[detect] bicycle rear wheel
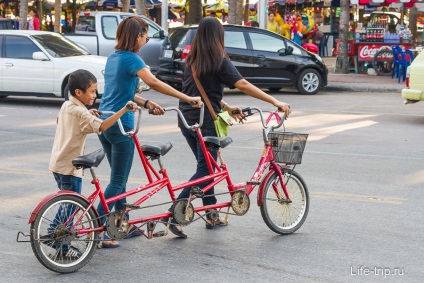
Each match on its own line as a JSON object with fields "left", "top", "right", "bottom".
{"left": 30, "top": 195, "right": 99, "bottom": 273}
{"left": 373, "top": 49, "right": 394, "bottom": 76}
{"left": 260, "top": 169, "right": 309, "bottom": 235}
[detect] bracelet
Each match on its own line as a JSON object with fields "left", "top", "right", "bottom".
{"left": 143, "top": 100, "right": 150, "bottom": 109}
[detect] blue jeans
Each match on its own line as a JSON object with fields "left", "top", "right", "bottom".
{"left": 176, "top": 126, "right": 218, "bottom": 207}
{"left": 51, "top": 173, "right": 82, "bottom": 234}
{"left": 97, "top": 124, "right": 134, "bottom": 224}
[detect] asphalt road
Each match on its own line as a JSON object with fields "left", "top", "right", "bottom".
{"left": 0, "top": 90, "right": 423, "bottom": 283}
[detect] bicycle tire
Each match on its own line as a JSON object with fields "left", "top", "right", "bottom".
{"left": 30, "top": 195, "right": 99, "bottom": 273}
{"left": 259, "top": 168, "right": 309, "bottom": 235}
{"left": 373, "top": 49, "right": 394, "bottom": 76}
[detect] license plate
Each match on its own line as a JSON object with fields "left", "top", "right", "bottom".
{"left": 164, "top": 50, "right": 173, "bottom": 58}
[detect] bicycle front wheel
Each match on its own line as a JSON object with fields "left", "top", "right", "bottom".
{"left": 373, "top": 49, "right": 394, "bottom": 76}
{"left": 260, "top": 169, "right": 309, "bottom": 235}
{"left": 30, "top": 195, "right": 99, "bottom": 273}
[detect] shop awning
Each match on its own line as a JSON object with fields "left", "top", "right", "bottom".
{"left": 350, "top": 0, "right": 424, "bottom": 7}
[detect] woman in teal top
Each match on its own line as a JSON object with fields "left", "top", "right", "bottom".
{"left": 97, "top": 16, "right": 201, "bottom": 248}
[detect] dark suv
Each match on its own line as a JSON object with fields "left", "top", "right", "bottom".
{"left": 157, "top": 25, "right": 328, "bottom": 95}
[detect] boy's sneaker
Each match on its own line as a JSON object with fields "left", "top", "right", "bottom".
{"left": 64, "top": 246, "right": 82, "bottom": 258}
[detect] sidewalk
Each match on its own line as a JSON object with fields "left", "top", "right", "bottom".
{"left": 323, "top": 57, "right": 405, "bottom": 93}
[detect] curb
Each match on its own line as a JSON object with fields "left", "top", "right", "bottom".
{"left": 324, "top": 83, "right": 403, "bottom": 93}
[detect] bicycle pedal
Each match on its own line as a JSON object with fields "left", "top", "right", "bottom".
{"left": 153, "top": 231, "right": 166, "bottom": 237}
{"left": 190, "top": 186, "right": 204, "bottom": 198}
{"left": 247, "top": 181, "right": 261, "bottom": 185}
{"left": 124, "top": 204, "right": 140, "bottom": 209}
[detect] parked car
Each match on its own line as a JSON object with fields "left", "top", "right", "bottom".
{"left": 402, "top": 50, "right": 424, "bottom": 104}
{"left": 0, "top": 30, "right": 106, "bottom": 100}
{"left": 157, "top": 25, "right": 328, "bottom": 95}
{"left": 64, "top": 11, "right": 166, "bottom": 74}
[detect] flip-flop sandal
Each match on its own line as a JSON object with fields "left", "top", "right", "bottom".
{"left": 98, "top": 233, "right": 120, "bottom": 249}
{"left": 123, "top": 225, "right": 144, "bottom": 239}
{"left": 205, "top": 218, "right": 228, "bottom": 229}
{"left": 162, "top": 217, "right": 188, "bottom": 238}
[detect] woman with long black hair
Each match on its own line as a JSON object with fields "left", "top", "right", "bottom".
{"left": 168, "top": 17, "right": 291, "bottom": 238}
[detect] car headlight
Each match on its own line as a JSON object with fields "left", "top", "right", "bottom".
{"left": 313, "top": 53, "right": 323, "bottom": 62}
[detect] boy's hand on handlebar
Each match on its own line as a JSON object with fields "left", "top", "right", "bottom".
{"left": 227, "top": 106, "right": 247, "bottom": 124}
{"left": 147, "top": 101, "right": 165, "bottom": 115}
{"left": 188, "top": 97, "right": 202, "bottom": 108}
{"left": 274, "top": 101, "right": 291, "bottom": 118}
{"left": 89, "top": 109, "right": 101, "bottom": 117}
{"left": 125, "top": 101, "right": 138, "bottom": 112}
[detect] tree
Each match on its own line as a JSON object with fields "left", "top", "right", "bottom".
{"left": 54, "top": 0, "right": 62, "bottom": 33}
{"left": 336, "top": 0, "right": 349, "bottom": 74}
{"left": 134, "top": 0, "right": 146, "bottom": 15}
{"left": 19, "top": 0, "right": 28, "bottom": 30}
{"left": 122, "top": 0, "right": 130, "bottom": 13}
{"left": 186, "top": 0, "right": 202, "bottom": 24}
{"left": 228, "top": 0, "right": 243, "bottom": 24}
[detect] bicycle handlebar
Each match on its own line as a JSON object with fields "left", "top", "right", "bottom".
{"left": 100, "top": 106, "right": 142, "bottom": 136}
{"left": 149, "top": 104, "right": 205, "bottom": 130}
{"left": 234, "top": 107, "right": 286, "bottom": 131}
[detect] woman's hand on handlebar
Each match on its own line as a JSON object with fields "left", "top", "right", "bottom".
{"left": 125, "top": 101, "right": 138, "bottom": 112}
{"left": 274, "top": 101, "right": 291, "bottom": 118}
{"left": 146, "top": 101, "right": 165, "bottom": 115}
{"left": 227, "top": 105, "right": 247, "bottom": 124}
{"left": 187, "top": 97, "right": 203, "bottom": 108}
{"left": 89, "top": 108, "right": 101, "bottom": 117}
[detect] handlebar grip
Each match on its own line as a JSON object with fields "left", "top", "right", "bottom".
{"left": 148, "top": 109, "right": 154, "bottom": 115}
{"left": 126, "top": 103, "right": 134, "bottom": 110}
{"left": 189, "top": 100, "right": 198, "bottom": 105}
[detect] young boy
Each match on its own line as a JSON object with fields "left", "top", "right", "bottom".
{"left": 49, "top": 69, "right": 137, "bottom": 193}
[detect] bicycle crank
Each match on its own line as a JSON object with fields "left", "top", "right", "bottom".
{"left": 172, "top": 200, "right": 194, "bottom": 226}
{"left": 231, "top": 191, "right": 250, "bottom": 216}
{"left": 106, "top": 212, "right": 130, "bottom": 240}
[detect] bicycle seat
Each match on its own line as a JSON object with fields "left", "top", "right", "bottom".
{"left": 203, "top": 136, "right": 233, "bottom": 149}
{"left": 72, "top": 148, "right": 105, "bottom": 169}
{"left": 141, "top": 142, "right": 173, "bottom": 159}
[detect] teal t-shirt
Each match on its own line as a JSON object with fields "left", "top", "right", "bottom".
{"left": 99, "top": 50, "right": 146, "bottom": 129}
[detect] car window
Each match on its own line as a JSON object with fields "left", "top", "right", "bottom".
{"left": 76, "top": 16, "right": 95, "bottom": 32}
{"left": 285, "top": 40, "right": 303, "bottom": 55}
{"left": 225, "top": 31, "right": 247, "bottom": 49}
{"left": 32, "top": 33, "right": 90, "bottom": 57}
{"left": 102, "top": 16, "right": 119, "bottom": 39}
{"left": 5, "top": 36, "right": 41, "bottom": 59}
{"left": 249, "top": 32, "right": 286, "bottom": 53}
{"left": 169, "top": 28, "right": 192, "bottom": 48}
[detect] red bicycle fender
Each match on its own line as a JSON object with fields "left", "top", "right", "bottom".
{"left": 257, "top": 169, "right": 275, "bottom": 207}
{"left": 28, "top": 190, "right": 97, "bottom": 224}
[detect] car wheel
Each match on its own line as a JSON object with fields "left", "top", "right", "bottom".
{"left": 63, "top": 82, "right": 70, "bottom": 101}
{"left": 297, "top": 69, "right": 321, "bottom": 95}
{"left": 268, "top": 88, "right": 282, "bottom": 92}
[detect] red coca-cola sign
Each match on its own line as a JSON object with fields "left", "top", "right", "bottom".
{"left": 358, "top": 44, "right": 410, "bottom": 61}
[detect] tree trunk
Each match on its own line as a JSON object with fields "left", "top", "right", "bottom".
{"left": 336, "top": 0, "right": 349, "bottom": 74}
{"left": 134, "top": 0, "right": 146, "bottom": 15}
{"left": 186, "top": 0, "right": 202, "bottom": 25}
{"left": 54, "top": 0, "right": 61, "bottom": 33}
{"left": 243, "top": 0, "right": 250, "bottom": 24}
{"left": 235, "top": 0, "right": 243, "bottom": 24}
{"left": 19, "top": 0, "right": 28, "bottom": 30}
{"left": 122, "top": 0, "right": 130, "bottom": 13}
{"left": 228, "top": 0, "right": 236, "bottom": 24}
{"left": 409, "top": 7, "right": 418, "bottom": 45}
{"left": 72, "top": 0, "right": 77, "bottom": 32}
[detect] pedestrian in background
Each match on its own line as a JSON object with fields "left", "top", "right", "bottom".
{"left": 28, "top": 9, "right": 40, "bottom": 30}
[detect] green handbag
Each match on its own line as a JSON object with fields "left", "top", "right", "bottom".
{"left": 192, "top": 66, "right": 233, "bottom": 137}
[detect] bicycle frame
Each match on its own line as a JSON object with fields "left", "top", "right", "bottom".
{"left": 46, "top": 106, "right": 292, "bottom": 235}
